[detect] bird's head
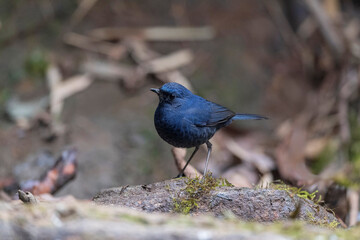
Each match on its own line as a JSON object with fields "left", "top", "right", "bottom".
{"left": 151, "top": 82, "right": 192, "bottom": 104}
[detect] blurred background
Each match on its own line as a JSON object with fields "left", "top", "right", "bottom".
{"left": 0, "top": 0, "right": 360, "bottom": 226}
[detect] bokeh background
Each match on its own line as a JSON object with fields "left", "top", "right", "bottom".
{"left": 1, "top": 0, "right": 360, "bottom": 226}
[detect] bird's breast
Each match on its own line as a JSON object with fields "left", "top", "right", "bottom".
{"left": 154, "top": 105, "right": 216, "bottom": 148}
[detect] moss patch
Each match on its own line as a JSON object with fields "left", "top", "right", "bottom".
{"left": 310, "top": 141, "right": 337, "bottom": 174}
{"left": 306, "top": 210, "right": 339, "bottom": 229}
{"left": 269, "top": 181, "right": 322, "bottom": 204}
{"left": 268, "top": 181, "right": 340, "bottom": 228}
{"left": 24, "top": 49, "right": 49, "bottom": 79}
{"left": 173, "top": 173, "right": 232, "bottom": 214}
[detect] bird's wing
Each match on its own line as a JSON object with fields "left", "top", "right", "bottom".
{"left": 194, "top": 102, "right": 235, "bottom": 127}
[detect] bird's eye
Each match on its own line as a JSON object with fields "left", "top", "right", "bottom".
{"left": 169, "top": 94, "right": 175, "bottom": 100}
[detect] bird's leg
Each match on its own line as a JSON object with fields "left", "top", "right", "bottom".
{"left": 203, "top": 141, "right": 212, "bottom": 176}
{"left": 176, "top": 146, "right": 200, "bottom": 178}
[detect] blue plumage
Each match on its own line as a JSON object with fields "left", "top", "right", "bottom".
{"left": 151, "top": 82, "right": 267, "bottom": 177}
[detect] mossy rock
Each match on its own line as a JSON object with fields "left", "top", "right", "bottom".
{"left": 93, "top": 176, "right": 340, "bottom": 228}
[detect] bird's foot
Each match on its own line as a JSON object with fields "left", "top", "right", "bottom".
{"left": 174, "top": 173, "right": 185, "bottom": 179}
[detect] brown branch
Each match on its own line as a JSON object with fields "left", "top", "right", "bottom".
{"left": 125, "top": 38, "right": 193, "bottom": 90}
{"left": 172, "top": 148, "right": 202, "bottom": 178}
{"left": 304, "top": 0, "right": 345, "bottom": 58}
{"left": 347, "top": 189, "right": 359, "bottom": 226}
{"left": 63, "top": 32, "right": 127, "bottom": 60}
{"left": 141, "top": 49, "right": 194, "bottom": 74}
{"left": 89, "top": 26, "right": 215, "bottom": 42}
{"left": 20, "top": 148, "right": 78, "bottom": 195}
{"left": 70, "top": 0, "right": 99, "bottom": 27}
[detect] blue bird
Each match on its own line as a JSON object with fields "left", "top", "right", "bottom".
{"left": 151, "top": 82, "right": 267, "bottom": 178}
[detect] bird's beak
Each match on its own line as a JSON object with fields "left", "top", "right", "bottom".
{"left": 150, "top": 88, "right": 160, "bottom": 95}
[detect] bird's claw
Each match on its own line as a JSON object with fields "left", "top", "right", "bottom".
{"left": 174, "top": 173, "right": 185, "bottom": 179}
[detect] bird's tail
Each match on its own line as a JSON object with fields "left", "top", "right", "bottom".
{"left": 233, "top": 114, "right": 268, "bottom": 120}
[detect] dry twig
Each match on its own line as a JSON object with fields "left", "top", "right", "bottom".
{"left": 141, "top": 49, "right": 194, "bottom": 74}
{"left": 347, "top": 189, "right": 359, "bottom": 226}
{"left": 304, "top": 0, "right": 344, "bottom": 57}
{"left": 63, "top": 32, "right": 126, "bottom": 60}
{"left": 125, "top": 38, "right": 193, "bottom": 90}
{"left": 70, "top": 0, "right": 99, "bottom": 27}
{"left": 171, "top": 148, "right": 202, "bottom": 178}
{"left": 90, "top": 26, "right": 215, "bottom": 42}
{"left": 20, "top": 148, "right": 78, "bottom": 195}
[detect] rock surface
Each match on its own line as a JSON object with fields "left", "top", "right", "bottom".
{"left": 93, "top": 177, "right": 339, "bottom": 225}
{"left": 0, "top": 177, "right": 356, "bottom": 240}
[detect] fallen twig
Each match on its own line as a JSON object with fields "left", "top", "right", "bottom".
{"left": 347, "top": 189, "right": 359, "bottom": 226}
{"left": 224, "top": 138, "right": 275, "bottom": 174}
{"left": 48, "top": 69, "right": 93, "bottom": 118}
{"left": 172, "top": 148, "right": 202, "bottom": 178}
{"left": 81, "top": 59, "right": 141, "bottom": 83}
{"left": 141, "top": 49, "right": 194, "bottom": 74}
{"left": 20, "top": 148, "right": 78, "bottom": 195}
{"left": 63, "top": 32, "right": 126, "bottom": 60}
{"left": 90, "top": 26, "right": 215, "bottom": 42}
{"left": 304, "top": 0, "right": 345, "bottom": 57}
{"left": 125, "top": 38, "right": 193, "bottom": 90}
{"left": 338, "top": 67, "right": 359, "bottom": 144}
{"left": 70, "top": 0, "right": 99, "bottom": 27}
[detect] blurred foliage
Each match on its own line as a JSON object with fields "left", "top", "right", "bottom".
{"left": 335, "top": 110, "right": 360, "bottom": 188}
{"left": 270, "top": 181, "right": 322, "bottom": 204}
{"left": 349, "top": 110, "right": 360, "bottom": 166}
{"left": 24, "top": 49, "right": 49, "bottom": 79}
{"left": 173, "top": 173, "right": 232, "bottom": 214}
{"left": 0, "top": 88, "right": 10, "bottom": 112}
{"left": 310, "top": 141, "right": 337, "bottom": 175}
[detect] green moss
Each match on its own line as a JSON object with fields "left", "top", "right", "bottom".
{"left": 306, "top": 211, "right": 316, "bottom": 223}
{"left": 217, "top": 177, "right": 234, "bottom": 187}
{"left": 24, "top": 49, "right": 49, "bottom": 79}
{"left": 117, "top": 213, "right": 149, "bottom": 225}
{"left": 173, "top": 173, "right": 232, "bottom": 214}
{"left": 310, "top": 142, "right": 337, "bottom": 174}
{"left": 0, "top": 88, "right": 10, "bottom": 110}
{"left": 334, "top": 110, "right": 360, "bottom": 188}
{"left": 270, "top": 182, "right": 339, "bottom": 229}
{"left": 329, "top": 220, "right": 340, "bottom": 229}
{"left": 270, "top": 181, "right": 321, "bottom": 204}
{"left": 164, "top": 184, "right": 171, "bottom": 192}
{"left": 306, "top": 211, "right": 339, "bottom": 229}
{"left": 268, "top": 182, "right": 340, "bottom": 228}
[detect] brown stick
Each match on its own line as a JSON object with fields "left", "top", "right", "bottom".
{"left": 20, "top": 148, "right": 78, "bottom": 195}
{"left": 172, "top": 148, "right": 202, "bottom": 178}
{"left": 90, "top": 26, "right": 215, "bottom": 42}
{"left": 125, "top": 38, "right": 193, "bottom": 90}
{"left": 70, "top": 0, "right": 99, "bottom": 27}
{"left": 63, "top": 32, "right": 126, "bottom": 59}
{"left": 347, "top": 189, "right": 359, "bottom": 226}
{"left": 304, "top": 0, "right": 344, "bottom": 57}
{"left": 141, "top": 49, "right": 194, "bottom": 74}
